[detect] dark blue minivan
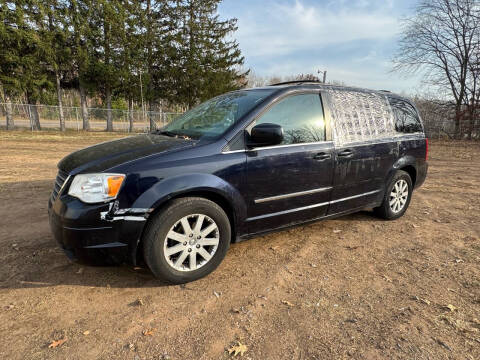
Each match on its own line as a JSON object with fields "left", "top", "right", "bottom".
{"left": 48, "top": 82, "right": 428, "bottom": 283}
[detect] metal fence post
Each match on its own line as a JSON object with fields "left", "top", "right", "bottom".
{"left": 27, "top": 104, "right": 33, "bottom": 132}
{"left": 75, "top": 107, "right": 79, "bottom": 131}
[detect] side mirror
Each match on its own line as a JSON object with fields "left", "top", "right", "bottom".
{"left": 248, "top": 123, "right": 284, "bottom": 147}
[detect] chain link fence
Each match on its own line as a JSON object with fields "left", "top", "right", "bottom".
{"left": 5, "top": 101, "right": 477, "bottom": 139}
{"left": 0, "top": 103, "right": 182, "bottom": 132}
{"left": 416, "top": 100, "right": 480, "bottom": 139}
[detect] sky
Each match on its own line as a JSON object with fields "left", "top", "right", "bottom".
{"left": 218, "top": 0, "right": 423, "bottom": 94}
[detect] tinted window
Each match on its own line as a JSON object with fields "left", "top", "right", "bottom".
{"left": 255, "top": 94, "right": 325, "bottom": 145}
{"left": 162, "top": 89, "right": 274, "bottom": 140}
{"left": 388, "top": 97, "right": 422, "bottom": 133}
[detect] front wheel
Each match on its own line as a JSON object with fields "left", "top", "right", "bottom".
{"left": 374, "top": 170, "right": 413, "bottom": 220}
{"left": 143, "top": 197, "right": 231, "bottom": 284}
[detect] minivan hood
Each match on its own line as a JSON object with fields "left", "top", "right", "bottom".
{"left": 58, "top": 134, "right": 196, "bottom": 173}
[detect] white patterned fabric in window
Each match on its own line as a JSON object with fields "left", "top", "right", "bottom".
{"left": 326, "top": 90, "right": 397, "bottom": 145}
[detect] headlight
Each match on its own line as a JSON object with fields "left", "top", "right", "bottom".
{"left": 68, "top": 173, "right": 125, "bottom": 204}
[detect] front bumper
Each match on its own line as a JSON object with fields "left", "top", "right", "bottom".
{"left": 48, "top": 194, "right": 147, "bottom": 265}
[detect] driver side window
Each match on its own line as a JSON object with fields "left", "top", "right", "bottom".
{"left": 256, "top": 93, "right": 326, "bottom": 145}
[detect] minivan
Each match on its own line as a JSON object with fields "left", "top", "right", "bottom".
{"left": 48, "top": 81, "right": 428, "bottom": 284}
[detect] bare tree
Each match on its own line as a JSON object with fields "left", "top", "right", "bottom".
{"left": 393, "top": 0, "right": 480, "bottom": 138}
{"left": 465, "top": 10, "right": 480, "bottom": 139}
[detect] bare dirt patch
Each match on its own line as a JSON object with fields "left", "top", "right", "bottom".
{"left": 0, "top": 131, "right": 479, "bottom": 360}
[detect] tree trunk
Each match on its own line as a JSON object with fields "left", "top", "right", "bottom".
{"left": 4, "top": 91, "right": 14, "bottom": 130}
{"left": 148, "top": 101, "right": 155, "bottom": 131}
{"left": 454, "top": 103, "right": 462, "bottom": 139}
{"left": 468, "top": 111, "right": 474, "bottom": 140}
{"left": 55, "top": 71, "right": 65, "bottom": 131}
{"left": 26, "top": 92, "right": 41, "bottom": 130}
{"left": 128, "top": 97, "right": 134, "bottom": 133}
{"left": 79, "top": 85, "right": 90, "bottom": 130}
{"left": 469, "top": 99, "right": 478, "bottom": 140}
{"left": 146, "top": 0, "right": 155, "bottom": 132}
{"left": 106, "top": 85, "right": 113, "bottom": 131}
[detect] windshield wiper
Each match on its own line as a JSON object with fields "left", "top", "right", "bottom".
{"left": 154, "top": 130, "right": 194, "bottom": 140}
{"left": 154, "top": 130, "right": 177, "bottom": 137}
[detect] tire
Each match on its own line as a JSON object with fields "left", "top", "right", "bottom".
{"left": 374, "top": 170, "right": 413, "bottom": 220}
{"left": 143, "top": 197, "right": 231, "bottom": 284}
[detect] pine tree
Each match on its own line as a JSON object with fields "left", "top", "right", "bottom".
{"left": 117, "top": 0, "right": 144, "bottom": 132}
{"left": 83, "top": 0, "right": 126, "bottom": 131}
{"left": 37, "top": 0, "right": 72, "bottom": 131}
{"left": 1, "top": 0, "right": 248, "bottom": 131}
{"left": 67, "top": 0, "right": 95, "bottom": 130}
{"left": 0, "top": 2, "right": 23, "bottom": 129}
{"left": 175, "top": 0, "right": 247, "bottom": 109}
{"left": 140, "top": 0, "right": 178, "bottom": 129}
{"left": 1, "top": 1, "right": 53, "bottom": 130}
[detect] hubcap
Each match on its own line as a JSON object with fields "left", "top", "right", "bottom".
{"left": 389, "top": 179, "right": 409, "bottom": 213}
{"left": 163, "top": 214, "right": 219, "bottom": 272}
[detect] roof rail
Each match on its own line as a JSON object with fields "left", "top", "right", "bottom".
{"left": 378, "top": 89, "right": 391, "bottom": 93}
{"left": 269, "top": 80, "right": 324, "bottom": 86}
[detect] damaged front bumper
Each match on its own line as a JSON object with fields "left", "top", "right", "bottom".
{"left": 48, "top": 195, "right": 148, "bottom": 265}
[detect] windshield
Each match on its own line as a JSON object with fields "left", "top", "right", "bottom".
{"left": 159, "top": 89, "right": 274, "bottom": 140}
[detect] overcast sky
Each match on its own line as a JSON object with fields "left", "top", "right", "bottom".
{"left": 218, "top": 0, "right": 423, "bottom": 94}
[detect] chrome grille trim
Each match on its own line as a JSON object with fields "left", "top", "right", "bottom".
{"left": 51, "top": 170, "right": 70, "bottom": 202}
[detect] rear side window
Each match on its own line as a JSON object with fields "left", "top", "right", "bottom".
{"left": 255, "top": 93, "right": 325, "bottom": 145}
{"left": 326, "top": 90, "right": 396, "bottom": 145}
{"left": 388, "top": 97, "right": 423, "bottom": 133}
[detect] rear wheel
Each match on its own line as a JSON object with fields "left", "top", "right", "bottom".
{"left": 143, "top": 197, "right": 231, "bottom": 284}
{"left": 374, "top": 170, "right": 413, "bottom": 220}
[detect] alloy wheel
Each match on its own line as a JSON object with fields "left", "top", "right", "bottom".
{"left": 389, "top": 179, "right": 409, "bottom": 213}
{"left": 163, "top": 214, "right": 219, "bottom": 272}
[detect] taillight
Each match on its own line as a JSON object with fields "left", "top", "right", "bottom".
{"left": 425, "top": 138, "right": 429, "bottom": 161}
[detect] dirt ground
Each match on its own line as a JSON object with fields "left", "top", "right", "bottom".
{"left": 0, "top": 130, "right": 479, "bottom": 360}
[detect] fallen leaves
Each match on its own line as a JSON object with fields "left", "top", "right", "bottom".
{"left": 142, "top": 328, "right": 157, "bottom": 336}
{"left": 130, "top": 298, "right": 144, "bottom": 306}
{"left": 383, "top": 275, "right": 392, "bottom": 283}
{"left": 444, "top": 304, "right": 457, "bottom": 312}
{"left": 48, "top": 338, "right": 67, "bottom": 349}
{"left": 434, "top": 337, "right": 451, "bottom": 351}
{"left": 440, "top": 315, "right": 479, "bottom": 334}
{"left": 228, "top": 342, "right": 248, "bottom": 357}
{"left": 472, "top": 318, "right": 480, "bottom": 329}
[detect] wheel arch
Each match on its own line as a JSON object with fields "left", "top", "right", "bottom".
{"left": 387, "top": 156, "right": 418, "bottom": 188}
{"left": 132, "top": 174, "right": 247, "bottom": 265}
{"left": 399, "top": 165, "right": 417, "bottom": 187}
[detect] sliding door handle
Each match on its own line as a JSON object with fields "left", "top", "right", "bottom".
{"left": 313, "top": 152, "right": 331, "bottom": 161}
{"left": 338, "top": 149, "right": 353, "bottom": 158}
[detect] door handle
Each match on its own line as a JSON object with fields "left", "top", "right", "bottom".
{"left": 338, "top": 149, "right": 353, "bottom": 158}
{"left": 313, "top": 152, "right": 331, "bottom": 161}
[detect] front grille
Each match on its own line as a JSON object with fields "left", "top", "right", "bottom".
{"left": 51, "top": 169, "right": 69, "bottom": 202}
